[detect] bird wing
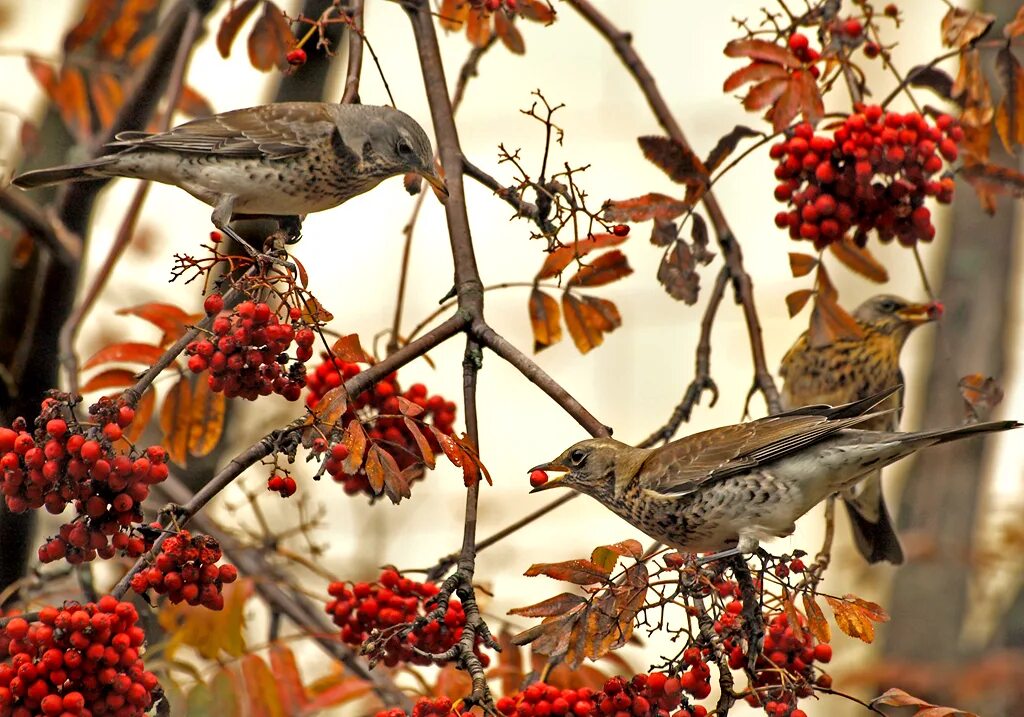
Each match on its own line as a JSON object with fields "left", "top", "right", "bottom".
{"left": 643, "top": 389, "right": 900, "bottom": 497}
{"left": 109, "top": 103, "right": 338, "bottom": 159}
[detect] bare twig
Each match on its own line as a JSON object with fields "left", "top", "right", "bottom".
{"left": 340, "top": 0, "right": 365, "bottom": 104}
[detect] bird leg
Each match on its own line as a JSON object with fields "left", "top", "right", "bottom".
{"left": 276, "top": 215, "right": 303, "bottom": 244}
{"left": 693, "top": 535, "right": 760, "bottom": 567}
{"left": 211, "top": 196, "right": 296, "bottom": 274}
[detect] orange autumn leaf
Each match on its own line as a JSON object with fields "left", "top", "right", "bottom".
{"left": 528, "top": 288, "right": 561, "bottom": 353}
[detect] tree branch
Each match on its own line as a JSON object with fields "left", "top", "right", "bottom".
{"left": 340, "top": 0, "right": 364, "bottom": 104}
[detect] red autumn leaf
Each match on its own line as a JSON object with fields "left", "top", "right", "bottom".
{"left": 637, "top": 136, "right": 710, "bottom": 189}
{"left": 602, "top": 194, "right": 688, "bottom": 223}
{"left": 802, "top": 593, "right": 831, "bottom": 644}
{"left": 466, "top": 7, "right": 492, "bottom": 47}
{"left": 455, "top": 434, "right": 491, "bottom": 486}
{"left": 788, "top": 252, "right": 818, "bottom": 277}
{"left": 723, "top": 61, "right": 789, "bottom": 92}
{"left": 403, "top": 417, "right": 435, "bottom": 469}
{"left": 65, "top": 0, "right": 116, "bottom": 53}
{"left": 704, "top": 125, "right": 762, "bottom": 172}
{"left": 217, "top": 0, "right": 259, "bottom": 58}
{"left": 828, "top": 238, "right": 889, "bottom": 283}
{"left": 524, "top": 559, "right": 612, "bottom": 585}
{"left": 536, "top": 234, "right": 628, "bottom": 280}
{"left": 871, "top": 688, "right": 976, "bottom": 717}
{"left": 529, "top": 288, "right": 562, "bottom": 353}
{"left": 366, "top": 444, "right": 409, "bottom": 503}
{"left": 88, "top": 73, "right": 123, "bottom": 131}
{"left": 724, "top": 38, "right": 801, "bottom": 68}
{"left": 518, "top": 0, "right": 556, "bottom": 24}
{"left": 561, "top": 293, "right": 601, "bottom": 354}
{"left": 508, "top": 593, "right": 587, "bottom": 618}
{"left": 785, "top": 289, "right": 814, "bottom": 318}
{"left": 80, "top": 368, "right": 137, "bottom": 394}
{"left": 494, "top": 10, "right": 524, "bottom": 55}
{"left": 995, "top": 47, "right": 1024, "bottom": 153}
{"left": 959, "top": 374, "right": 1004, "bottom": 420}
{"left": 430, "top": 426, "right": 464, "bottom": 469}
{"left": 83, "top": 342, "right": 166, "bottom": 369}
{"left": 99, "top": 0, "right": 159, "bottom": 60}
{"left": 116, "top": 302, "right": 193, "bottom": 345}
{"left": 248, "top": 2, "right": 295, "bottom": 72}
{"left": 567, "top": 250, "right": 632, "bottom": 288}
{"left": 331, "top": 334, "right": 374, "bottom": 364}
{"left": 159, "top": 377, "right": 193, "bottom": 465}
{"left": 767, "top": 70, "right": 824, "bottom": 132}
{"left": 743, "top": 77, "right": 790, "bottom": 112}
{"left": 396, "top": 396, "right": 424, "bottom": 418}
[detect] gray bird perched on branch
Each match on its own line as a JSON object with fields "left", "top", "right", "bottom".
{"left": 529, "top": 387, "right": 1019, "bottom": 564}
{"left": 12, "top": 102, "right": 447, "bottom": 245}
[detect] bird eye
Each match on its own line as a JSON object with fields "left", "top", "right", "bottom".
{"left": 396, "top": 138, "right": 414, "bottom": 156}
{"left": 879, "top": 299, "right": 900, "bottom": 312}
{"left": 569, "top": 449, "right": 587, "bottom": 465}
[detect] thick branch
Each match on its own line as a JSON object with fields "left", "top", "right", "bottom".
{"left": 0, "top": 189, "right": 80, "bottom": 265}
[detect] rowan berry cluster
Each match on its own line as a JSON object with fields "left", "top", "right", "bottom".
{"left": 185, "top": 295, "right": 311, "bottom": 401}
{"left": 0, "top": 596, "right": 159, "bottom": 716}
{"left": 482, "top": 0, "right": 517, "bottom": 12}
{"left": 307, "top": 357, "right": 456, "bottom": 498}
{"left": 0, "top": 395, "right": 169, "bottom": 565}
{"left": 377, "top": 697, "right": 459, "bottom": 717}
{"left": 128, "top": 530, "right": 237, "bottom": 611}
{"left": 739, "top": 612, "right": 831, "bottom": 717}
{"left": 325, "top": 569, "right": 486, "bottom": 668}
{"left": 772, "top": 106, "right": 961, "bottom": 248}
{"left": 785, "top": 33, "right": 821, "bottom": 79}
{"left": 493, "top": 674, "right": 706, "bottom": 717}
{"left": 266, "top": 472, "right": 298, "bottom": 498}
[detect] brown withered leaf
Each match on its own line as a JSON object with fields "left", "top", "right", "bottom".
{"left": 99, "top": 0, "right": 158, "bottom": 60}
{"left": 403, "top": 417, "right": 435, "bottom": 469}
{"left": 658, "top": 241, "right": 699, "bottom": 304}
{"left": 509, "top": 593, "right": 587, "bottom": 618}
{"left": 248, "top": 2, "right": 295, "bottom": 72}
{"left": 704, "top": 125, "right": 762, "bottom": 172}
{"left": 567, "top": 250, "right": 632, "bottom": 288}
{"left": 591, "top": 540, "right": 643, "bottom": 573}
{"left": 941, "top": 7, "right": 995, "bottom": 48}
{"left": 871, "top": 687, "right": 977, "bottom": 717}
{"left": 438, "top": 0, "right": 468, "bottom": 31}
{"left": 825, "top": 594, "right": 889, "bottom": 644}
{"left": 466, "top": 7, "right": 492, "bottom": 47}
{"left": 519, "top": 0, "right": 556, "bottom": 24}
{"left": 366, "top": 444, "right": 408, "bottom": 503}
{"left": 907, "top": 65, "right": 956, "bottom": 102}
{"left": 788, "top": 252, "right": 818, "bottom": 277}
{"left": 83, "top": 342, "right": 165, "bottom": 369}
{"left": 952, "top": 49, "right": 992, "bottom": 112}
{"left": 525, "top": 559, "right": 611, "bottom": 586}
{"left": 494, "top": 11, "right": 524, "bottom": 55}
{"left": 828, "top": 237, "right": 889, "bottom": 282}
{"left": 396, "top": 396, "right": 424, "bottom": 418}
{"left": 430, "top": 427, "right": 464, "bottom": 470}
{"left": 995, "top": 47, "right": 1024, "bottom": 153}
{"left": 65, "top": 0, "right": 116, "bottom": 52}
{"left": 809, "top": 293, "right": 864, "bottom": 349}
{"left": 767, "top": 70, "right": 824, "bottom": 132}
{"left": 690, "top": 214, "right": 714, "bottom": 264}
{"left": 28, "top": 62, "right": 93, "bottom": 142}
{"left": 785, "top": 289, "right": 813, "bottom": 318}
{"left": 331, "top": 334, "right": 374, "bottom": 364}
{"left": 650, "top": 218, "right": 677, "bottom": 247}
{"left": 961, "top": 162, "right": 1024, "bottom": 213}
{"left": 529, "top": 289, "right": 561, "bottom": 353}
{"left": 187, "top": 378, "right": 225, "bottom": 459}
{"left": 1007, "top": 6, "right": 1024, "bottom": 38}
{"left": 782, "top": 591, "right": 806, "bottom": 644}
{"left": 311, "top": 386, "right": 348, "bottom": 428}
{"left": 743, "top": 77, "right": 789, "bottom": 112}
{"left": 562, "top": 293, "right": 605, "bottom": 354}
{"left": 537, "top": 234, "right": 628, "bottom": 280}
{"left": 724, "top": 39, "right": 801, "bottom": 68}
{"left": 802, "top": 593, "right": 831, "bottom": 644}
{"left": 176, "top": 85, "right": 214, "bottom": 118}
{"left": 637, "top": 136, "right": 710, "bottom": 190}
{"left": 602, "top": 193, "right": 687, "bottom": 223}
{"left": 341, "top": 419, "right": 368, "bottom": 473}
{"left": 160, "top": 377, "right": 194, "bottom": 465}
{"left": 961, "top": 119, "right": 993, "bottom": 166}
{"left": 723, "top": 62, "right": 789, "bottom": 93}
{"left": 578, "top": 296, "right": 621, "bottom": 333}
{"left": 959, "top": 374, "right": 1004, "bottom": 421}
{"left": 218, "top": 0, "right": 259, "bottom": 57}
{"left": 454, "top": 433, "right": 491, "bottom": 486}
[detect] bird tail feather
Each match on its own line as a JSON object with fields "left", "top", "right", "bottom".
{"left": 11, "top": 157, "right": 117, "bottom": 189}
{"left": 910, "top": 420, "right": 1021, "bottom": 444}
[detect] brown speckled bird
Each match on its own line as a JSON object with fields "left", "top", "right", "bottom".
{"left": 529, "top": 389, "right": 1018, "bottom": 563}
{"left": 11, "top": 102, "right": 447, "bottom": 240}
{"left": 779, "top": 294, "right": 943, "bottom": 564}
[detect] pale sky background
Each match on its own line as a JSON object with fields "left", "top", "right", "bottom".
{"left": 2, "top": 1, "right": 1022, "bottom": 714}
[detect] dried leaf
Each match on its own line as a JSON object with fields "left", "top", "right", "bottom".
{"left": 567, "top": 250, "right": 633, "bottom": 288}
{"left": 825, "top": 594, "right": 889, "bottom": 644}
{"left": 366, "top": 444, "right": 408, "bottom": 503}
{"left": 871, "top": 688, "right": 977, "bottom": 717}
{"left": 724, "top": 38, "right": 801, "bottom": 68}
{"left": 782, "top": 591, "right": 806, "bottom": 644}
{"left": 525, "top": 559, "right": 612, "bottom": 585}
{"left": 596, "top": 539, "right": 644, "bottom": 559}
{"left": 116, "top": 302, "right": 193, "bottom": 346}
{"left": 494, "top": 10, "right": 524, "bottom": 54}
{"left": 99, "top": 0, "right": 158, "bottom": 60}
{"left": 742, "top": 77, "right": 789, "bottom": 112}
{"left": 802, "top": 593, "right": 831, "bottom": 644}
{"left": 438, "top": 0, "right": 469, "bottom": 31}
{"left": 785, "top": 289, "right": 813, "bottom": 318}
{"left": 809, "top": 293, "right": 864, "bottom": 349}
{"left": 723, "top": 62, "right": 789, "bottom": 92}
{"left": 562, "top": 293, "right": 602, "bottom": 354}
{"left": 537, "top": 234, "right": 628, "bottom": 280}
{"left": 508, "top": 593, "right": 587, "bottom": 619}
{"left": 658, "top": 241, "right": 699, "bottom": 304}
{"left": 637, "top": 136, "right": 710, "bottom": 188}
{"left": 828, "top": 237, "right": 889, "bottom": 282}
{"left": 519, "top": 0, "right": 556, "bottom": 24}
{"left": 602, "top": 193, "right": 687, "bottom": 223}
{"left": 188, "top": 378, "right": 225, "bottom": 458}
{"left": 466, "top": 8, "right": 492, "bottom": 47}
{"left": 311, "top": 385, "right": 348, "bottom": 426}
{"left": 704, "top": 125, "right": 762, "bottom": 172}
{"left": 19, "top": 120, "right": 39, "bottom": 154}
{"left": 65, "top": 0, "right": 117, "bottom": 52}
{"left": 126, "top": 33, "right": 156, "bottom": 67}
{"left": 83, "top": 342, "right": 165, "bottom": 369}
{"left": 341, "top": 420, "right": 368, "bottom": 473}
{"left": 177, "top": 85, "right": 214, "bottom": 118}
{"left": 88, "top": 73, "right": 122, "bottom": 130}
{"left": 788, "top": 252, "right": 818, "bottom": 277}
{"left": 690, "top": 214, "right": 714, "bottom": 264}
{"left": 247, "top": 2, "right": 295, "bottom": 72}
{"left": 29, "top": 61, "right": 94, "bottom": 143}
{"left": 159, "top": 377, "right": 194, "bottom": 465}
{"left": 80, "top": 368, "right": 137, "bottom": 394}
{"left": 961, "top": 162, "right": 1024, "bottom": 213}
{"left": 959, "top": 374, "right": 1004, "bottom": 420}
{"left": 578, "top": 296, "right": 621, "bottom": 333}
{"left": 650, "top": 218, "right": 677, "bottom": 247}
{"left": 767, "top": 70, "right": 823, "bottom": 132}
{"left": 1006, "top": 6, "right": 1024, "bottom": 38}
{"left": 331, "top": 334, "right": 374, "bottom": 364}
{"left": 995, "top": 47, "right": 1024, "bottom": 153}
{"left": 941, "top": 7, "right": 995, "bottom": 48}
{"left": 529, "top": 289, "right": 562, "bottom": 352}
{"left": 241, "top": 654, "right": 288, "bottom": 717}
{"left": 403, "top": 417, "right": 435, "bottom": 469}
{"left": 430, "top": 428, "right": 465, "bottom": 471}
{"left": 217, "top": 0, "right": 259, "bottom": 58}
{"left": 122, "top": 388, "right": 155, "bottom": 446}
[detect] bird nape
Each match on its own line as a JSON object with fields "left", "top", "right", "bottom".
{"left": 11, "top": 102, "right": 448, "bottom": 255}
{"left": 529, "top": 387, "right": 1020, "bottom": 565}
{"left": 778, "top": 293, "right": 944, "bottom": 565}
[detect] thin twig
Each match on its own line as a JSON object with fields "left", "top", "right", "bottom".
{"left": 340, "top": 0, "right": 364, "bottom": 104}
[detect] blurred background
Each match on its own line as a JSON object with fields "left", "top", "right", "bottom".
{"left": 0, "top": 0, "right": 1022, "bottom": 715}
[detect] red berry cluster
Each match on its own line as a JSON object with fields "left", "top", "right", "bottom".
{"left": 772, "top": 106, "right": 961, "bottom": 248}
{"left": 326, "top": 569, "right": 487, "bottom": 668}
{"left": 185, "top": 296, "right": 311, "bottom": 401}
{"left": 377, "top": 697, "right": 459, "bottom": 717}
{"left": 493, "top": 674, "right": 706, "bottom": 717}
{"left": 0, "top": 596, "right": 159, "bottom": 716}
{"left": 0, "top": 396, "right": 169, "bottom": 566}
{"left": 307, "top": 357, "right": 456, "bottom": 498}
{"left": 482, "top": 0, "right": 517, "bottom": 12}
{"left": 785, "top": 34, "right": 821, "bottom": 79}
{"left": 266, "top": 472, "right": 298, "bottom": 498}
{"left": 128, "top": 530, "right": 237, "bottom": 611}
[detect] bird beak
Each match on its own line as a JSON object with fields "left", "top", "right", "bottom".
{"left": 417, "top": 167, "right": 449, "bottom": 204}
{"left": 897, "top": 300, "right": 944, "bottom": 326}
{"left": 528, "top": 461, "right": 569, "bottom": 493}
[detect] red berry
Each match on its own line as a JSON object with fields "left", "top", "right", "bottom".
{"left": 204, "top": 293, "right": 224, "bottom": 315}
{"left": 842, "top": 18, "right": 863, "bottom": 37}
{"left": 814, "top": 643, "right": 833, "bottom": 663}
{"left": 529, "top": 469, "right": 548, "bottom": 488}
{"left": 287, "top": 48, "right": 308, "bottom": 66}
{"left": 611, "top": 224, "right": 630, "bottom": 237}
{"left": 788, "top": 34, "right": 809, "bottom": 53}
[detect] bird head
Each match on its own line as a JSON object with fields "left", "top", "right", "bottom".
{"left": 853, "top": 294, "right": 943, "bottom": 340}
{"left": 528, "top": 437, "right": 645, "bottom": 501}
{"left": 364, "top": 107, "right": 448, "bottom": 202}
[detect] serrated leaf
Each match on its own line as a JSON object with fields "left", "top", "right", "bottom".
{"left": 705, "top": 125, "right": 762, "bottom": 173}
{"left": 637, "top": 136, "right": 710, "bottom": 188}
{"left": 650, "top": 218, "right": 677, "bottom": 247}
{"left": 341, "top": 420, "right": 367, "bottom": 473}
{"left": 828, "top": 237, "right": 889, "bottom": 282}
{"left": 785, "top": 289, "right": 813, "bottom": 318}
{"left": 536, "top": 234, "right": 628, "bottom": 280}
{"left": 724, "top": 38, "right": 801, "bottom": 68}
{"left": 658, "top": 241, "right": 700, "bottom": 304}
{"left": 602, "top": 193, "right": 687, "bottom": 223}
{"left": 509, "top": 593, "right": 588, "bottom": 618}
{"left": 529, "top": 289, "right": 562, "bottom": 353}
{"left": 802, "top": 593, "right": 831, "bottom": 644}
{"left": 825, "top": 594, "right": 889, "bottom": 644}
{"left": 525, "top": 559, "right": 612, "bottom": 585}
{"left": 430, "top": 427, "right": 464, "bottom": 469}
{"left": 331, "top": 334, "right": 374, "bottom": 364}
{"left": 567, "top": 250, "right": 632, "bottom": 288}
{"left": 723, "top": 61, "right": 789, "bottom": 92}
{"left": 188, "top": 378, "right": 225, "bottom": 458}
{"left": 159, "top": 377, "right": 193, "bottom": 465}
